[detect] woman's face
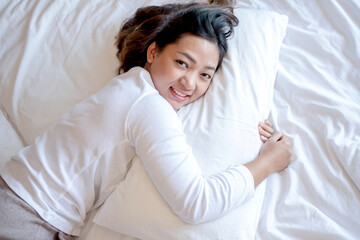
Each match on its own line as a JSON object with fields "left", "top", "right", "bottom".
{"left": 145, "top": 34, "right": 219, "bottom": 110}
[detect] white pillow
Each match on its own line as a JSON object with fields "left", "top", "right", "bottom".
{"left": 90, "top": 8, "right": 288, "bottom": 240}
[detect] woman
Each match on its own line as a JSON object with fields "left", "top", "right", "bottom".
{"left": 0, "top": 2, "right": 292, "bottom": 239}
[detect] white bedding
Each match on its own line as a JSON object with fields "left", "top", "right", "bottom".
{"left": 0, "top": 0, "right": 359, "bottom": 239}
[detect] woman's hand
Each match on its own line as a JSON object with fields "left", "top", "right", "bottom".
{"left": 245, "top": 130, "right": 292, "bottom": 187}
{"left": 258, "top": 131, "right": 292, "bottom": 173}
{"left": 258, "top": 120, "right": 273, "bottom": 143}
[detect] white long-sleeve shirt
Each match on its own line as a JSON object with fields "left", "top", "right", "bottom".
{"left": 1, "top": 67, "right": 254, "bottom": 235}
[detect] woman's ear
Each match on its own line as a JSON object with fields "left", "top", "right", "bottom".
{"left": 146, "top": 42, "right": 158, "bottom": 64}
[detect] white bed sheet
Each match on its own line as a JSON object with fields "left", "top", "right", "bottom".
{"left": 234, "top": 1, "right": 360, "bottom": 239}
{"left": 0, "top": 0, "right": 359, "bottom": 239}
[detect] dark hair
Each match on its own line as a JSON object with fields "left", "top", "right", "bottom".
{"left": 116, "top": 2, "right": 238, "bottom": 74}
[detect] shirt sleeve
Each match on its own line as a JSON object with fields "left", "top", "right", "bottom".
{"left": 126, "top": 93, "right": 255, "bottom": 224}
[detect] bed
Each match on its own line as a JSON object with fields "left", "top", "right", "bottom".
{"left": 0, "top": 0, "right": 359, "bottom": 239}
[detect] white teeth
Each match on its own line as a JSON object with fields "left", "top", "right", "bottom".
{"left": 172, "top": 87, "right": 186, "bottom": 97}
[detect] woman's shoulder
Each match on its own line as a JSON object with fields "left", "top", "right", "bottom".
{"left": 113, "top": 67, "right": 152, "bottom": 87}
{"left": 103, "top": 67, "right": 179, "bottom": 126}
{"left": 97, "top": 67, "right": 155, "bottom": 103}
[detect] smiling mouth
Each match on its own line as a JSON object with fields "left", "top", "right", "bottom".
{"left": 170, "top": 86, "right": 189, "bottom": 100}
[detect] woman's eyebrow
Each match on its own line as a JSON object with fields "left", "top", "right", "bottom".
{"left": 177, "top": 51, "right": 216, "bottom": 71}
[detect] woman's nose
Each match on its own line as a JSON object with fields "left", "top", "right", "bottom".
{"left": 180, "top": 72, "right": 196, "bottom": 90}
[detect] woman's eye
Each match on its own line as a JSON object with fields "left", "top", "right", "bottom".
{"left": 201, "top": 73, "right": 212, "bottom": 79}
{"left": 176, "top": 60, "right": 188, "bottom": 68}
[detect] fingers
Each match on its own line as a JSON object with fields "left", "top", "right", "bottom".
{"left": 279, "top": 135, "right": 292, "bottom": 146}
{"left": 258, "top": 120, "right": 291, "bottom": 146}
{"left": 260, "top": 135, "right": 268, "bottom": 143}
{"left": 268, "top": 131, "right": 282, "bottom": 142}
{"left": 258, "top": 120, "right": 274, "bottom": 142}
{"left": 264, "top": 119, "right": 273, "bottom": 129}
{"left": 258, "top": 121, "right": 273, "bottom": 134}
{"left": 258, "top": 127, "right": 271, "bottom": 142}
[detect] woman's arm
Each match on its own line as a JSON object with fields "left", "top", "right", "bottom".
{"left": 127, "top": 94, "right": 255, "bottom": 224}
{"left": 127, "top": 95, "right": 292, "bottom": 224}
